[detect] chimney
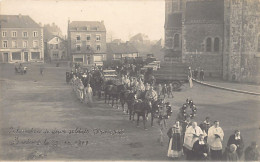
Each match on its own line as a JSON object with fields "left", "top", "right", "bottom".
{"left": 18, "top": 13, "right": 22, "bottom": 18}
{"left": 101, "top": 20, "right": 104, "bottom": 24}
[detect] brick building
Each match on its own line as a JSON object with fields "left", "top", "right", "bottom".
{"left": 0, "top": 15, "right": 44, "bottom": 63}
{"left": 67, "top": 20, "right": 106, "bottom": 66}
{"left": 165, "top": 0, "right": 260, "bottom": 83}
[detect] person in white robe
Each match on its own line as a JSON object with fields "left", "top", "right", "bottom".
{"left": 207, "top": 120, "right": 224, "bottom": 160}
{"left": 183, "top": 122, "right": 203, "bottom": 160}
{"left": 84, "top": 84, "right": 93, "bottom": 106}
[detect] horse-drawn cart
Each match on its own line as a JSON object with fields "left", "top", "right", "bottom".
{"left": 153, "top": 62, "right": 189, "bottom": 90}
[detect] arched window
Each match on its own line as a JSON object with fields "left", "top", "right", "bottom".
{"left": 214, "top": 37, "right": 220, "bottom": 52}
{"left": 174, "top": 34, "right": 180, "bottom": 48}
{"left": 206, "top": 37, "right": 212, "bottom": 52}
{"left": 258, "top": 34, "right": 260, "bottom": 52}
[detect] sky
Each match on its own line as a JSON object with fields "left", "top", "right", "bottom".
{"left": 0, "top": 0, "right": 165, "bottom": 41}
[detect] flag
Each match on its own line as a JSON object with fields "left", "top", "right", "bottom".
{"left": 188, "top": 76, "right": 193, "bottom": 88}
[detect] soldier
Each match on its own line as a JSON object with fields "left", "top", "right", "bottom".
{"left": 145, "top": 86, "right": 158, "bottom": 103}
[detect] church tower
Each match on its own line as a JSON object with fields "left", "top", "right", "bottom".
{"left": 164, "top": 0, "right": 185, "bottom": 62}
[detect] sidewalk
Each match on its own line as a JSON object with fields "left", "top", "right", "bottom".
{"left": 194, "top": 79, "right": 260, "bottom": 95}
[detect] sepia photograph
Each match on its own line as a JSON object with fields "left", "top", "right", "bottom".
{"left": 0, "top": 0, "right": 259, "bottom": 161}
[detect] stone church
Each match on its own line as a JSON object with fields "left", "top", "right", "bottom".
{"left": 165, "top": 0, "right": 260, "bottom": 83}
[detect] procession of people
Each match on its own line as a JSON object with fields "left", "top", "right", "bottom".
{"left": 166, "top": 103, "right": 259, "bottom": 161}
{"left": 67, "top": 63, "right": 259, "bottom": 161}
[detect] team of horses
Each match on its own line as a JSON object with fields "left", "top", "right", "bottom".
{"left": 67, "top": 70, "right": 173, "bottom": 130}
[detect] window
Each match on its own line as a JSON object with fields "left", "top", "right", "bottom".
{"left": 50, "top": 44, "right": 53, "bottom": 49}
{"left": 87, "top": 35, "right": 91, "bottom": 41}
{"left": 174, "top": 34, "right": 180, "bottom": 48}
{"left": 258, "top": 35, "right": 260, "bottom": 52}
{"left": 3, "top": 41, "right": 8, "bottom": 48}
{"left": 206, "top": 37, "right": 212, "bottom": 52}
{"left": 12, "top": 31, "right": 17, "bottom": 37}
{"left": 23, "top": 32, "right": 28, "bottom": 37}
{"left": 23, "top": 41, "right": 28, "bottom": 48}
{"left": 76, "top": 35, "right": 81, "bottom": 41}
{"left": 96, "top": 35, "right": 101, "bottom": 41}
{"left": 2, "top": 31, "right": 7, "bottom": 37}
{"left": 31, "top": 52, "right": 40, "bottom": 59}
{"left": 33, "top": 41, "right": 38, "bottom": 48}
{"left": 33, "top": 31, "right": 38, "bottom": 37}
{"left": 214, "top": 37, "right": 220, "bottom": 52}
{"left": 12, "top": 52, "right": 22, "bottom": 60}
{"left": 53, "top": 52, "right": 59, "bottom": 58}
{"left": 97, "top": 44, "right": 101, "bottom": 51}
{"left": 76, "top": 45, "right": 81, "bottom": 51}
{"left": 12, "top": 41, "right": 17, "bottom": 48}
{"left": 55, "top": 44, "right": 58, "bottom": 49}
{"left": 86, "top": 45, "right": 91, "bottom": 50}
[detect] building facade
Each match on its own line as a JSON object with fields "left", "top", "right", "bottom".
{"left": 106, "top": 42, "right": 139, "bottom": 62}
{"left": 0, "top": 15, "right": 44, "bottom": 63}
{"left": 47, "top": 36, "right": 67, "bottom": 61}
{"left": 165, "top": 0, "right": 260, "bottom": 83}
{"left": 68, "top": 21, "right": 106, "bottom": 66}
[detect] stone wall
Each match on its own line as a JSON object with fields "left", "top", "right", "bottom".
{"left": 224, "top": 0, "right": 260, "bottom": 83}
{"left": 182, "top": 23, "right": 224, "bottom": 77}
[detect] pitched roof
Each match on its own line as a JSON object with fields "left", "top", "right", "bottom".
{"left": 0, "top": 15, "right": 41, "bottom": 28}
{"left": 185, "top": 0, "right": 224, "bottom": 23}
{"left": 166, "top": 13, "right": 182, "bottom": 28}
{"left": 69, "top": 21, "right": 106, "bottom": 31}
{"left": 47, "top": 35, "right": 65, "bottom": 43}
{"left": 107, "top": 43, "right": 138, "bottom": 54}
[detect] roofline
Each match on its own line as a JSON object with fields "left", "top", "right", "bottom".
{"left": 68, "top": 30, "right": 106, "bottom": 32}
{"left": 0, "top": 27, "right": 43, "bottom": 29}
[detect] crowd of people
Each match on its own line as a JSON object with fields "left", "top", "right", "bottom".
{"left": 192, "top": 68, "right": 205, "bottom": 81}
{"left": 166, "top": 115, "right": 259, "bottom": 161}
{"left": 67, "top": 63, "right": 259, "bottom": 161}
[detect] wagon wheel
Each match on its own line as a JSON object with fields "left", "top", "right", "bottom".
{"left": 172, "top": 81, "right": 181, "bottom": 91}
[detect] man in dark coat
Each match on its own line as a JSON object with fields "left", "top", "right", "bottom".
{"left": 227, "top": 130, "right": 244, "bottom": 159}
{"left": 199, "top": 117, "right": 211, "bottom": 141}
{"left": 244, "top": 141, "right": 259, "bottom": 161}
{"left": 192, "top": 134, "right": 209, "bottom": 160}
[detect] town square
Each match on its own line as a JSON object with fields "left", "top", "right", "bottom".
{"left": 0, "top": 0, "right": 260, "bottom": 161}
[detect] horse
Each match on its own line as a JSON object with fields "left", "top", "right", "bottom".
{"left": 131, "top": 99, "right": 151, "bottom": 130}
{"left": 104, "top": 83, "right": 126, "bottom": 108}
{"left": 120, "top": 90, "right": 136, "bottom": 114}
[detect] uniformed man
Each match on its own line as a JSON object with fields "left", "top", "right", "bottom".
{"left": 145, "top": 86, "right": 158, "bottom": 102}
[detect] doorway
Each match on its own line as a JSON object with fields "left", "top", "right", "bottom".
{"left": 24, "top": 52, "right": 28, "bottom": 62}
{"left": 3, "top": 53, "right": 8, "bottom": 62}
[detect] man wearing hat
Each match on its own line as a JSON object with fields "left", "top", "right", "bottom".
{"left": 227, "top": 130, "right": 244, "bottom": 159}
